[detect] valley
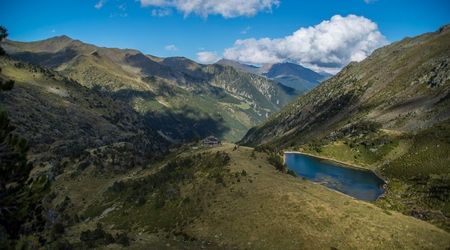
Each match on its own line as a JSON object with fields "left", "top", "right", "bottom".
{"left": 2, "top": 36, "right": 301, "bottom": 143}
{"left": 1, "top": 23, "right": 450, "bottom": 249}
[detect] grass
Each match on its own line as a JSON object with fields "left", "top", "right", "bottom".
{"left": 286, "top": 118, "right": 450, "bottom": 232}
{"left": 51, "top": 143, "right": 450, "bottom": 249}
{"left": 235, "top": 102, "right": 251, "bottom": 110}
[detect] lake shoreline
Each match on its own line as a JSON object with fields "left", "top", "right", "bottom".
{"left": 283, "top": 151, "right": 387, "bottom": 184}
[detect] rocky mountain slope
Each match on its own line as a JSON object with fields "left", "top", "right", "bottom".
{"left": 0, "top": 55, "right": 169, "bottom": 168}
{"left": 216, "top": 59, "right": 331, "bottom": 92}
{"left": 241, "top": 24, "right": 450, "bottom": 230}
{"left": 2, "top": 37, "right": 300, "bottom": 142}
{"left": 240, "top": 24, "right": 450, "bottom": 153}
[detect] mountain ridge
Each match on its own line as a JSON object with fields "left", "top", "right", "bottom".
{"left": 216, "top": 59, "right": 331, "bottom": 92}
{"left": 2, "top": 36, "right": 301, "bottom": 142}
{"left": 241, "top": 25, "right": 450, "bottom": 146}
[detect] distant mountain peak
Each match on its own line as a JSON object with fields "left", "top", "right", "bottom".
{"left": 53, "top": 35, "right": 73, "bottom": 41}
{"left": 44, "top": 35, "right": 77, "bottom": 46}
{"left": 216, "top": 59, "right": 331, "bottom": 91}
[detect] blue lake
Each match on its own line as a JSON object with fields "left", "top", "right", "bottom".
{"left": 285, "top": 153, "right": 385, "bottom": 201}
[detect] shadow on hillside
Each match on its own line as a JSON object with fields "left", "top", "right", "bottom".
{"left": 125, "top": 53, "right": 217, "bottom": 87}
{"left": 107, "top": 87, "right": 230, "bottom": 142}
{"left": 125, "top": 53, "right": 179, "bottom": 81}
{"left": 9, "top": 48, "right": 79, "bottom": 69}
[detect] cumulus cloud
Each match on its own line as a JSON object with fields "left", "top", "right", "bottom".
{"left": 197, "top": 51, "right": 219, "bottom": 63}
{"left": 139, "top": 0, "right": 280, "bottom": 18}
{"left": 222, "top": 15, "right": 388, "bottom": 74}
{"left": 165, "top": 45, "right": 178, "bottom": 51}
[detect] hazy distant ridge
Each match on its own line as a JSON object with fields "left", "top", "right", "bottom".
{"left": 216, "top": 59, "right": 331, "bottom": 92}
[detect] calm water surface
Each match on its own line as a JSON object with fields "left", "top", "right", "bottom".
{"left": 285, "top": 153, "right": 385, "bottom": 201}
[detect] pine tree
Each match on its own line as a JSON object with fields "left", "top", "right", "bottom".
{"left": 0, "top": 26, "right": 50, "bottom": 246}
{"left": 0, "top": 26, "right": 7, "bottom": 56}
{"left": 0, "top": 79, "right": 14, "bottom": 92}
{"left": 0, "top": 26, "right": 14, "bottom": 91}
{"left": 0, "top": 110, "right": 51, "bottom": 241}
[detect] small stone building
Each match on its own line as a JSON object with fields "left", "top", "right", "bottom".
{"left": 202, "top": 136, "right": 221, "bottom": 147}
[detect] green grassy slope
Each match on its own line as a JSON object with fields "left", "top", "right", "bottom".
{"left": 47, "top": 143, "right": 450, "bottom": 249}
{"left": 240, "top": 25, "right": 450, "bottom": 231}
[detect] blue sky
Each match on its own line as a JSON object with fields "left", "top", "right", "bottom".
{"left": 1, "top": 0, "right": 449, "bottom": 73}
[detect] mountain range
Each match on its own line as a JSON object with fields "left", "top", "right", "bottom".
{"left": 216, "top": 59, "right": 332, "bottom": 92}
{"left": 2, "top": 36, "right": 301, "bottom": 143}
{"left": 1, "top": 24, "right": 450, "bottom": 248}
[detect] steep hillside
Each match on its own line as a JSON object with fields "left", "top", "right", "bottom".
{"left": 240, "top": 24, "right": 450, "bottom": 153}
{"left": 216, "top": 59, "right": 331, "bottom": 91}
{"left": 240, "top": 24, "right": 450, "bottom": 230}
{"left": 0, "top": 55, "right": 169, "bottom": 167}
{"left": 2, "top": 37, "right": 300, "bottom": 142}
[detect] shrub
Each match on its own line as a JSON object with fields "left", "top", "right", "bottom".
{"left": 137, "top": 196, "right": 146, "bottom": 206}
{"left": 53, "top": 222, "right": 65, "bottom": 234}
{"left": 154, "top": 195, "right": 166, "bottom": 209}
{"left": 268, "top": 154, "right": 286, "bottom": 172}
{"left": 287, "top": 169, "right": 298, "bottom": 177}
{"left": 105, "top": 233, "right": 115, "bottom": 245}
{"left": 116, "top": 233, "right": 130, "bottom": 247}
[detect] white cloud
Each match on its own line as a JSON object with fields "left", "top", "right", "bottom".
{"left": 109, "top": 13, "right": 128, "bottom": 18}
{"left": 364, "top": 0, "right": 378, "bottom": 4}
{"left": 152, "top": 8, "right": 172, "bottom": 17}
{"left": 139, "top": 0, "right": 280, "bottom": 18}
{"left": 197, "top": 51, "right": 219, "bottom": 64}
{"left": 165, "top": 45, "right": 178, "bottom": 51}
{"left": 241, "top": 26, "right": 251, "bottom": 34}
{"left": 95, "top": 0, "right": 108, "bottom": 9}
{"left": 118, "top": 3, "right": 127, "bottom": 11}
{"left": 223, "top": 14, "right": 388, "bottom": 74}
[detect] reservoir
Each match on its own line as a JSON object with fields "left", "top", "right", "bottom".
{"left": 285, "top": 153, "right": 385, "bottom": 201}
